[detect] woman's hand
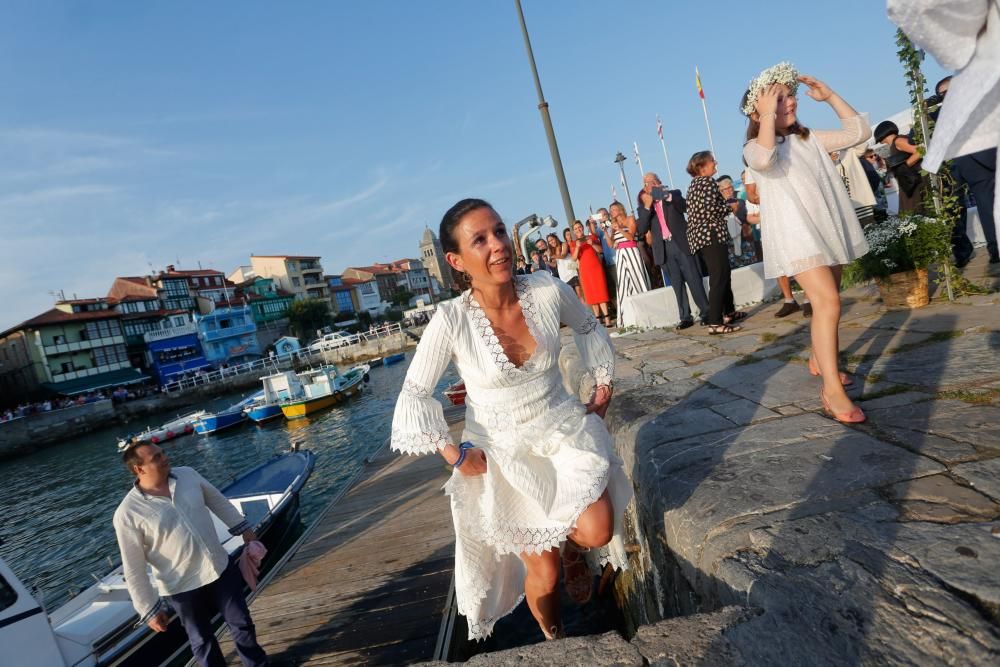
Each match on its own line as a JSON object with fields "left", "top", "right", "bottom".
{"left": 797, "top": 75, "right": 833, "bottom": 102}
{"left": 457, "top": 448, "right": 487, "bottom": 476}
{"left": 585, "top": 384, "right": 613, "bottom": 419}
{"left": 755, "top": 83, "right": 782, "bottom": 115}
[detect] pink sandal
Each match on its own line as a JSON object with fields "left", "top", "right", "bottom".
{"left": 809, "top": 356, "right": 854, "bottom": 387}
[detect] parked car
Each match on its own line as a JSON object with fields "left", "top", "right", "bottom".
{"left": 309, "top": 331, "right": 355, "bottom": 352}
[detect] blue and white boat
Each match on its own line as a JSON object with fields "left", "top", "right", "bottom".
{"left": 194, "top": 392, "right": 260, "bottom": 434}
{"left": 244, "top": 372, "right": 299, "bottom": 423}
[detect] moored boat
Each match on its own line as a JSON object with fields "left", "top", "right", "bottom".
{"left": 0, "top": 449, "right": 316, "bottom": 667}
{"left": 279, "top": 365, "right": 368, "bottom": 420}
{"left": 382, "top": 352, "right": 405, "bottom": 366}
{"left": 193, "top": 392, "right": 260, "bottom": 434}
{"left": 443, "top": 381, "right": 467, "bottom": 406}
{"left": 244, "top": 371, "right": 298, "bottom": 423}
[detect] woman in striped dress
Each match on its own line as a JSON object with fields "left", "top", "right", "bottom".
{"left": 609, "top": 202, "right": 650, "bottom": 324}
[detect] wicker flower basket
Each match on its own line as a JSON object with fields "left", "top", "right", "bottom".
{"left": 875, "top": 268, "right": 929, "bottom": 309}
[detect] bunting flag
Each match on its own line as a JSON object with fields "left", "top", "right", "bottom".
{"left": 633, "top": 141, "right": 641, "bottom": 165}
{"left": 657, "top": 115, "right": 664, "bottom": 139}
{"left": 696, "top": 67, "right": 705, "bottom": 99}
{"left": 611, "top": 184, "right": 618, "bottom": 201}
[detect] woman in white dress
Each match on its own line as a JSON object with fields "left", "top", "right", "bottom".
{"left": 391, "top": 198, "right": 631, "bottom": 641}
{"left": 742, "top": 64, "right": 870, "bottom": 423}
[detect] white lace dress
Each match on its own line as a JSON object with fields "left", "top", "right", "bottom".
{"left": 743, "top": 115, "right": 871, "bottom": 278}
{"left": 390, "top": 271, "right": 632, "bottom": 640}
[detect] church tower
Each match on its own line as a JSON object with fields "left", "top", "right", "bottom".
{"left": 419, "top": 227, "right": 456, "bottom": 294}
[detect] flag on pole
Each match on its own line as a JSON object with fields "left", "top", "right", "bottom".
{"left": 619, "top": 169, "right": 626, "bottom": 188}
{"left": 657, "top": 115, "right": 664, "bottom": 140}
{"left": 695, "top": 67, "right": 705, "bottom": 99}
{"left": 633, "top": 141, "right": 641, "bottom": 165}
{"left": 611, "top": 185, "right": 618, "bottom": 201}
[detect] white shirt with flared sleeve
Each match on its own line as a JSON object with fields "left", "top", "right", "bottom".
{"left": 389, "top": 271, "right": 632, "bottom": 641}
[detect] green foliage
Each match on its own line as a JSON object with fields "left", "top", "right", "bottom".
{"left": 849, "top": 214, "right": 952, "bottom": 281}
{"left": 286, "top": 298, "right": 331, "bottom": 339}
{"left": 391, "top": 289, "right": 414, "bottom": 306}
{"left": 384, "top": 308, "right": 403, "bottom": 323}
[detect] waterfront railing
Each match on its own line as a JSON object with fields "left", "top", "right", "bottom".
{"left": 160, "top": 322, "right": 404, "bottom": 394}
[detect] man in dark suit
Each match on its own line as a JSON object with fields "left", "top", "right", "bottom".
{"left": 636, "top": 172, "right": 709, "bottom": 329}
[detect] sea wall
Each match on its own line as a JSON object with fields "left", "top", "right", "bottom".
{"left": 0, "top": 400, "right": 116, "bottom": 458}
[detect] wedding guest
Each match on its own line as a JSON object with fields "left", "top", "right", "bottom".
{"left": 686, "top": 153, "right": 745, "bottom": 334}
{"left": 742, "top": 64, "right": 869, "bottom": 422}
{"left": 608, "top": 202, "right": 650, "bottom": 324}
{"left": 873, "top": 120, "right": 925, "bottom": 214}
{"left": 571, "top": 220, "right": 613, "bottom": 326}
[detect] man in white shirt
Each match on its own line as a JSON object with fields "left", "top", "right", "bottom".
{"left": 114, "top": 443, "right": 267, "bottom": 667}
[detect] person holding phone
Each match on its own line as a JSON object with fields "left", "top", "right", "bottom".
{"left": 636, "top": 172, "right": 710, "bottom": 329}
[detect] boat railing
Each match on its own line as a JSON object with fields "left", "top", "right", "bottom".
{"left": 160, "top": 323, "right": 404, "bottom": 394}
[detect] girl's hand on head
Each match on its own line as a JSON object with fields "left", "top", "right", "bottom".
{"left": 798, "top": 75, "right": 832, "bottom": 102}
{"left": 755, "top": 84, "right": 782, "bottom": 115}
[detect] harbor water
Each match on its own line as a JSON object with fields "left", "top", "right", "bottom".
{"left": 0, "top": 354, "right": 458, "bottom": 614}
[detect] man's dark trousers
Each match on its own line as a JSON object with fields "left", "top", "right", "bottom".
{"left": 661, "top": 239, "right": 709, "bottom": 324}
{"left": 167, "top": 558, "right": 267, "bottom": 667}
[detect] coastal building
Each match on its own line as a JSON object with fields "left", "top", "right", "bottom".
{"left": 342, "top": 265, "right": 399, "bottom": 303}
{"left": 419, "top": 227, "right": 457, "bottom": 293}
{"left": 227, "top": 265, "right": 256, "bottom": 285}
{"left": 194, "top": 305, "right": 261, "bottom": 366}
{"left": 341, "top": 276, "right": 384, "bottom": 317}
{"left": 249, "top": 255, "right": 330, "bottom": 303}
{"left": 0, "top": 298, "right": 147, "bottom": 401}
{"left": 108, "top": 273, "right": 197, "bottom": 313}
{"left": 326, "top": 275, "right": 358, "bottom": 316}
{"left": 143, "top": 318, "right": 210, "bottom": 385}
{"left": 342, "top": 260, "right": 437, "bottom": 305}
{"left": 160, "top": 266, "right": 234, "bottom": 307}
{"left": 236, "top": 277, "right": 294, "bottom": 325}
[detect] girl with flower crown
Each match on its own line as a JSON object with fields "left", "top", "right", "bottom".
{"left": 741, "top": 64, "right": 870, "bottom": 423}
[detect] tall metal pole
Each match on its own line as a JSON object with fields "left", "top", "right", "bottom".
{"left": 615, "top": 152, "right": 634, "bottom": 216}
{"left": 515, "top": 0, "right": 576, "bottom": 225}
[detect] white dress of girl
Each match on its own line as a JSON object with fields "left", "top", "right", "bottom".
{"left": 391, "top": 271, "right": 631, "bottom": 640}
{"left": 743, "top": 114, "right": 871, "bottom": 278}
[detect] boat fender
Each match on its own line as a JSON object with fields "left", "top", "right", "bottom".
{"left": 166, "top": 431, "right": 174, "bottom": 439}
{"left": 184, "top": 424, "right": 194, "bottom": 432}
{"left": 151, "top": 435, "right": 160, "bottom": 444}
{"left": 363, "top": 373, "right": 370, "bottom": 382}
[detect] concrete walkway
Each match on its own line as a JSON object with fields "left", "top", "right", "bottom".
{"left": 559, "top": 253, "right": 1000, "bottom": 664}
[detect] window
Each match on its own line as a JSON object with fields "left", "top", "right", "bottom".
{"left": 335, "top": 291, "right": 354, "bottom": 313}
{"left": 53, "top": 334, "right": 65, "bottom": 345}
{"left": 214, "top": 276, "right": 222, "bottom": 286}
{"left": 61, "top": 361, "right": 73, "bottom": 373}
{"left": 174, "top": 316, "right": 186, "bottom": 326}
{"left": 292, "top": 277, "right": 301, "bottom": 287}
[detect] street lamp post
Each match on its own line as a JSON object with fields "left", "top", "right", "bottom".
{"left": 615, "top": 152, "right": 634, "bottom": 216}
{"left": 514, "top": 0, "right": 575, "bottom": 226}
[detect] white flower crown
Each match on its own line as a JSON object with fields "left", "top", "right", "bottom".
{"left": 742, "top": 62, "right": 800, "bottom": 116}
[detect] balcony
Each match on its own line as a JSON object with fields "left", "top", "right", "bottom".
{"left": 44, "top": 335, "right": 125, "bottom": 356}
{"left": 299, "top": 262, "right": 321, "bottom": 273}
{"left": 144, "top": 322, "right": 197, "bottom": 343}
{"left": 49, "top": 361, "right": 132, "bottom": 383}
{"left": 200, "top": 322, "right": 256, "bottom": 342}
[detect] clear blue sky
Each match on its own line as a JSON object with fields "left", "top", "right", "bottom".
{"left": 0, "top": 0, "right": 946, "bottom": 330}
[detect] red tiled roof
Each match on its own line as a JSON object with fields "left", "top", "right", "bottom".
{"left": 15, "top": 307, "right": 121, "bottom": 330}
{"left": 108, "top": 276, "right": 158, "bottom": 301}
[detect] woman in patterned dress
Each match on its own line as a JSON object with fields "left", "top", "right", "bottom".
{"left": 685, "top": 151, "right": 746, "bottom": 334}
{"left": 608, "top": 202, "right": 650, "bottom": 323}
{"left": 391, "top": 198, "right": 632, "bottom": 641}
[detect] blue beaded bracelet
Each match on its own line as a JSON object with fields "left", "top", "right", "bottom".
{"left": 452, "top": 441, "right": 474, "bottom": 468}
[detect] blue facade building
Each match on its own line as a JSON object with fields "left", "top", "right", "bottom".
{"left": 145, "top": 331, "right": 210, "bottom": 385}
{"left": 195, "top": 305, "right": 261, "bottom": 366}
